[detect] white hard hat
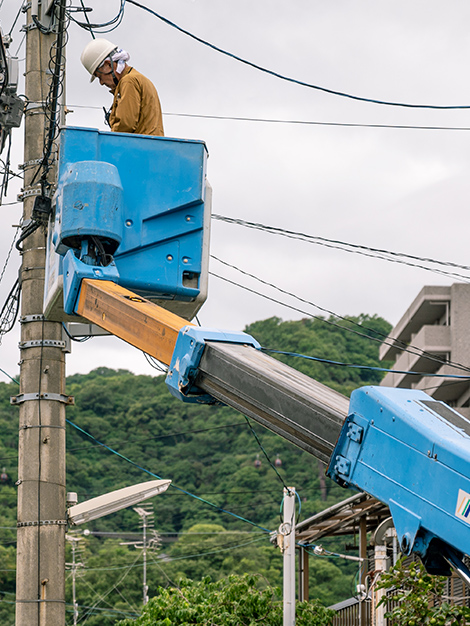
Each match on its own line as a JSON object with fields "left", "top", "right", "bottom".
{"left": 80, "top": 38, "right": 117, "bottom": 82}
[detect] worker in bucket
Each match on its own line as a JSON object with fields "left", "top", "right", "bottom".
{"left": 80, "top": 38, "right": 164, "bottom": 137}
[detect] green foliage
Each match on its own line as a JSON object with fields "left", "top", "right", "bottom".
{"left": 377, "top": 557, "right": 470, "bottom": 625}
{"left": 0, "top": 314, "right": 392, "bottom": 623}
{"left": 118, "top": 574, "right": 335, "bottom": 625}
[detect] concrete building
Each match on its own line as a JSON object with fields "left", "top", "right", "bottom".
{"left": 380, "top": 283, "right": 470, "bottom": 419}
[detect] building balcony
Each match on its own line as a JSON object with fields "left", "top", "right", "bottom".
{"left": 381, "top": 325, "right": 450, "bottom": 388}
{"left": 379, "top": 286, "right": 451, "bottom": 362}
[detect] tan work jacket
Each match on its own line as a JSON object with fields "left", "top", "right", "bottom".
{"left": 109, "top": 66, "right": 164, "bottom": 136}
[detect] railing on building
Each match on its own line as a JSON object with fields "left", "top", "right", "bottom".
{"left": 330, "top": 569, "right": 470, "bottom": 626}
{"left": 330, "top": 596, "right": 371, "bottom": 626}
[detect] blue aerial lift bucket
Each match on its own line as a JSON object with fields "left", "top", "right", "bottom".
{"left": 44, "top": 126, "right": 211, "bottom": 322}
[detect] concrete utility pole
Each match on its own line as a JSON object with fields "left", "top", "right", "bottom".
{"left": 133, "top": 506, "right": 153, "bottom": 606}
{"left": 66, "top": 534, "right": 84, "bottom": 626}
{"left": 282, "top": 487, "right": 296, "bottom": 626}
{"left": 14, "top": 2, "right": 69, "bottom": 624}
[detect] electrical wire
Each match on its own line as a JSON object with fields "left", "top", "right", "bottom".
{"left": 78, "top": 0, "right": 95, "bottom": 38}
{"left": 0, "top": 277, "right": 20, "bottom": 342}
{"left": 14, "top": 33, "right": 26, "bottom": 57}
{"left": 80, "top": 536, "right": 267, "bottom": 573}
{"left": 67, "top": 0, "right": 125, "bottom": 33}
{"left": 66, "top": 417, "right": 271, "bottom": 532}
{"left": 142, "top": 351, "right": 168, "bottom": 372}
{"left": 164, "top": 111, "right": 470, "bottom": 132}
{"left": 212, "top": 215, "right": 470, "bottom": 280}
{"left": 209, "top": 262, "right": 470, "bottom": 376}
{"left": 261, "top": 348, "right": 470, "bottom": 379}
{"left": 78, "top": 576, "right": 138, "bottom": 620}
{"left": 150, "top": 535, "right": 267, "bottom": 564}
{"left": 15, "top": 219, "right": 42, "bottom": 252}
{"left": 66, "top": 104, "right": 470, "bottom": 132}
{"left": 8, "top": 4, "right": 24, "bottom": 37}
{"left": 243, "top": 416, "right": 289, "bottom": 492}
{"left": 28, "top": 0, "right": 68, "bottom": 195}
{"left": 0, "top": 226, "right": 19, "bottom": 286}
{"left": 0, "top": 367, "right": 18, "bottom": 384}
{"left": 61, "top": 323, "right": 91, "bottom": 343}
{"left": 126, "top": 0, "right": 470, "bottom": 110}
{"left": 40, "top": 0, "right": 68, "bottom": 187}
{"left": 76, "top": 549, "right": 142, "bottom": 624}
{"left": 0, "top": 420, "right": 248, "bottom": 463}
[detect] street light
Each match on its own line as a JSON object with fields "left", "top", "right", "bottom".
{"left": 67, "top": 479, "right": 171, "bottom": 525}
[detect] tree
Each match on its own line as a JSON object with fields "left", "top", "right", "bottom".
{"left": 376, "top": 557, "right": 470, "bottom": 626}
{"left": 118, "top": 573, "right": 335, "bottom": 625}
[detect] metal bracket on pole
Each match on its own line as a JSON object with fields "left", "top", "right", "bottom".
{"left": 19, "top": 314, "right": 45, "bottom": 323}
{"left": 24, "top": 102, "right": 47, "bottom": 116}
{"left": 17, "top": 186, "right": 43, "bottom": 201}
{"left": 11, "top": 393, "right": 74, "bottom": 405}
{"left": 17, "top": 520, "right": 68, "bottom": 527}
{"left": 20, "top": 23, "right": 39, "bottom": 33}
{"left": 19, "top": 156, "right": 46, "bottom": 170}
{"left": 20, "top": 424, "right": 66, "bottom": 430}
{"left": 19, "top": 339, "right": 67, "bottom": 349}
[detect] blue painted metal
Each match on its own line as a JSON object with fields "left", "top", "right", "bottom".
{"left": 53, "top": 126, "right": 209, "bottom": 306}
{"left": 55, "top": 160, "right": 123, "bottom": 255}
{"left": 62, "top": 249, "right": 120, "bottom": 315}
{"left": 166, "top": 327, "right": 261, "bottom": 403}
{"left": 327, "top": 386, "right": 470, "bottom": 572}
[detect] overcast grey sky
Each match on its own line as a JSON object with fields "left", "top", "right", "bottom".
{"left": 1, "top": 0, "right": 470, "bottom": 382}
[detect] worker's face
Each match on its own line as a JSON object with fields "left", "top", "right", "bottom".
{"left": 94, "top": 60, "right": 116, "bottom": 89}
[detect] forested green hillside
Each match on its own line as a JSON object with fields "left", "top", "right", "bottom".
{"left": 0, "top": 314, "right": 391, "bottom": 625}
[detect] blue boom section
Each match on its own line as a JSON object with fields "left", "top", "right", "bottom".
{"left": 48, "top": 126, "right": 209, "bottom": 316}
{"left": 327, "top": 386, "right": 470, "bottom": 574}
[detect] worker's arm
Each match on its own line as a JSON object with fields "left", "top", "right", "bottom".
{"left": 110, "top": 75, "right": 141, "bottom": 133}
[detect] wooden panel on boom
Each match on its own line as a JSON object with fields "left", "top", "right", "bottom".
{"left": 76, "top": 279, "right": 192, "bottom": 365}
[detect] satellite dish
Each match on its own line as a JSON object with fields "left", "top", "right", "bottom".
{"left": 371, "top": 516, "right": 395, "bottom": 546}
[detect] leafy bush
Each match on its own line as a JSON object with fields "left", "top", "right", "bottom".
{"left": 376, "top": 557, "right": 470, "bottom": 625}
{"left": 118, "top": 574, "right": 334, "bottom": 625}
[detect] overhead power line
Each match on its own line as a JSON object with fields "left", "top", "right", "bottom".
{"left": 208, "top": 263, "right": 470, "bottom": 375}
{"left": 262, "top": 348, "right": 470, "bottom": 379}
{"left": 212, "top": 215, "right": 470, "bottom": 282}
{"left": 66, "top": 418, "right": 271, "bottom": 533}
{"left": 165, "top": 112, "right": 470, "bottom": 132}
{"left": 67, "top": 0, "right": 125, "bottom": 33}
{"left": 68, "top": 105, "right": 470, "bottom": 131}
{"left": 126, "top": 0, "right": 470, "bottom": 110}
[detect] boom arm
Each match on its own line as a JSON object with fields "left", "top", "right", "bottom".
{"left": 75, "top": 278, "right": 348, "bottom": 465}
{"left": 74, "top": 278, "right": 470, "bottom": 581}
